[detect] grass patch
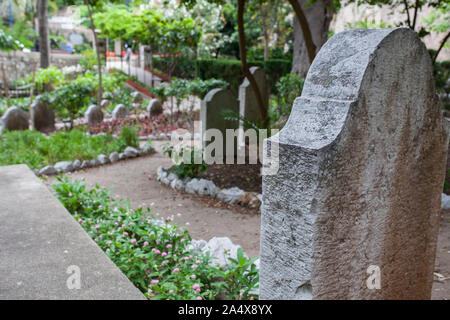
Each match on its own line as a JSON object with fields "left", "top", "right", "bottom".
{"left": 0, "top": 126, "right": 138, "bottom": 169}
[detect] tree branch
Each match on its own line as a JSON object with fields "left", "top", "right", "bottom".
{"left": 85, "top": 0, "right": 103, "bottom": 104}
{"left": 402, "top": 0, "right": 412, "bottom": 28}
{"left": 237, "top": 0, "right": 267, "bottom": 127}
{"left": 433, "top": 30, "right": 450, "bottom": 65}
{"left": 412, "top": 0, "right": 419, "bottom": 30}
{"left": 288, "top": 0, "right": 316, "bottom": 64}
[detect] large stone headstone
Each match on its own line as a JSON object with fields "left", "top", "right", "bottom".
{"left": 85, "top": 104, "right": 104, "bottom": 126}
{"left": 147, "top": 98, "right": 163, "bottom": 116}
{"left": 238, "top": 66, "right": 269, "bottom": 125}
{"left": 200, "top": 88, "right": 239, "bottom": 159}
{"left": 260, "top": 28, "right": 449, "bottom": 300}
{"left": 112, "top": 104, "right": 128, "bottom": 120}
{"left": 0, "top": 107, "right": 29, "bottom": 132}
{"left": 30, "top": 96, "right": 55, "bottom": 132}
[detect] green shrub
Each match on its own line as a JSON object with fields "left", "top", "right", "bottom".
{"left": 434, "top": 60, "right": 450, "bottom": 111}
{"left": 52, "top": 177, "right": 259, "bottom": 300}
{"left": 163, "top": 145, "right": 207, "bottom": 179}
{"left": 0, "top": 127, "right": 138, "bottom": 169}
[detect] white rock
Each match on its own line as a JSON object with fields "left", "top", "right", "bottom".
{"left": 119, "top": 153, "right": 126, "bottom": 160}
{"left": 157, "top": 166, "right": 168, "bottom": 181}
{"left": 72, "top": 160, "right": 81, "bottom": 170}
{"left": 124, "top": 146, "right": 139, "bottom": 158}
{"left": 167, "top": 173, "right": 177, "bottom": 182}
{"left": 202, "top": 237, "right": 244, "bottom": 268}
{"left": 80, "top": 160, "right": 90, "bottom": 169}
{"left": 217, "top": 187, "right": 245, "bottom": 204}
{"left": 98, "top": 154, "right": 110, "bottom": 165}
{"left": 442, "top": 193, "right": 450, "bottom": 209}
{"left": 54, "top": 161, "right": 74, "bottom": 173}
{"left": 109, "top": 152, "right": 119, "bottom": 163}
{"left": 90, "top": 159, "right": 100, "bottom": 167}
{"left": 170, "top": 178, "right": 185, "bottom": 190}
{"left": 39, "top": 165, "right": 57, "bottom": 176}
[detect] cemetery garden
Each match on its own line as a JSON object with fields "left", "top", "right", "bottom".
{"left": 0, "top": 0, "right": 450, "bottom": 301}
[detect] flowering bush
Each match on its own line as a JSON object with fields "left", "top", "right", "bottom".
{"left": 51, "top": 177, "right": 259, "bottom": 300}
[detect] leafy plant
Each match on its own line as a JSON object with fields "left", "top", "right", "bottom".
{"left": 51, "top": 177, "right": 259, "bottom": 300}
{"left": 163, "top": 145, "right": 207, "bottom": 179}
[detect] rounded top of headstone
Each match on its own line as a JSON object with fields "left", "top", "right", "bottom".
{"left": 302, "top": 28, "right": 422, "bottom": 101}
{"left": 240, "top": 66, "right": 266, "bottom": 87}
{"left": 277, "top": 28, "right": 434, "bottom": 150}
{"left": 203, "top": 88, "right": 234, "bottom": 103}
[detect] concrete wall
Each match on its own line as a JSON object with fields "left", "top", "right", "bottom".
{"left": 0, "top": 51, "right": 82, "bottom": 85}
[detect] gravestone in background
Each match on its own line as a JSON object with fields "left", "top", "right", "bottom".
{"left": 201, "top": 88, "right": 239, "bottom": 159}
{"left": 260, "top": 28, "right": 449, "bottom": 300}
{"left": 147, "top": 98, "right": 163, "bottom": 116}
{"left": 30, "top": 96, "right": 55, "bottom": 132}
{"left": 85, "top": 104, "right": 104, "bottom": 126}
{"left": 238, "top": 66, "right": 269, "bottom": 126}
{"left": 112, "top": 104, "right": 128, "bottom": 120}
{"left": 0, "top": 107, "right": 29, "bottom": 132}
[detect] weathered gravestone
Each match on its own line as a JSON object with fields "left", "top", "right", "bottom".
{"left": 30, "top": 96, "right": 55, "bottom": 132}
{"left": 85, "top": 104, "right": 104, "bottom": 126}
{"left": 147, "top": 98, "right": 163, "bottom": 116}
{"left": 238, "top": 66, "right": 269, "bottom": 126}
{"left": 201, "top": 88, "right": 239, "bottom": 159}
{"left": 112, "top": 104, "right": 128, "bottom": 120}
{"left": 0, "top": 107, "right": 29, "bottom": 132}
{"left": 260, "top": 28, "right": 449, "bottom": 300}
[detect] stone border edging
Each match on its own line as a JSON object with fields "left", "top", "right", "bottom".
{"left": 36, "top": 145, "right": 155, "bottom": 177}
{"left": 156, "top": 166, "right": 262, "bottom": 210}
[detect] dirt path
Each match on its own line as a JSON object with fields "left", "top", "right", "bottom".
{"left": 62, "top": 142, "right": 261, "bottom": 257}
{"left": 56, "top": 141, "right": 450, "bottom": 299}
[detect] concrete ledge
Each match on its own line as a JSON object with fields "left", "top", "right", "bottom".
{"left": 0, "top": 165, "right": 145, "bottom": 300}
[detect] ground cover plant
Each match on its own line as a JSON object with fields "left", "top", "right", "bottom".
{"left": 51, "top": 177, "right": 259, "bottom": 300}
{"left": 0, "top": 126, "right": 138, "bottom": 169}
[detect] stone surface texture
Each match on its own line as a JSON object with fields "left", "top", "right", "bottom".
{"left": 260, "top": 28, "right": 449, "bottom": 300}
{"left": 238, "top": 66, "right": 269, "bottom": 125}
{"left": 0, "top": 165, "right": 145, "bottom": 299}
{"left": 85, "top": 105, "right": 104, "bottom": 126}
{"left": 147, "top": 99, "right": 163, "bottom": 116}
{"left": 30, "top": 97, "right": 55, "bottom": 132}
{"left": 201, "top": 88, "right": 239, "bottom": 158}
{"left": 0, "top": 107, "right": 29, "bottom": 132}
{"left": 112, "top": 104, "right": 128, "bottom": 120}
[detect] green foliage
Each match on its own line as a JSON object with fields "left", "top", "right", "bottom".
{"left": 0, "top": 20, "right": 37, "bottom": 50}
{"left": 29, "top": 67, "right": 66, "bottom": 91}
{"left": 268, "top": 73, "right": 305, "bottom": 126}
{"left": 47, "top": 78, "right": 94, "bottom": 124}
{"left": 118, "top": 125, "right": 139, "bottom": 150}
{"left": 0, "top": 28, "right": 24, "bottom": 51}
{"left": 151, "top": 78, "right": 229, "bottom": 103}
{"left": 275, "top": 73, "right": 305, "bottom": 112}
{"left": 163, "top": 145, "right": 207, "bottom": 179}
{"left": 434, "top": 60, "right": 450, "bottom": 111}
{"left": 80, "top": 49, "right": 104, "bottom": 72}
{"left": 52, "top": 177, "right": 259, "bottom": 299}
{"left": 0, "top": 127, "right": 137, "bottom": 169}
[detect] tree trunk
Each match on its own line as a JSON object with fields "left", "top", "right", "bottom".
{"left": 37, "top": 0, "right": 50, "bottom": 69}
{"left": 291, "top": 0, "right": 334, "bottom": 77}
{"left": 237, "top": 0, "right": 267, "bottom": 127}
{"left": 85, "top": 0, "right": 102, "bottom": 104}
